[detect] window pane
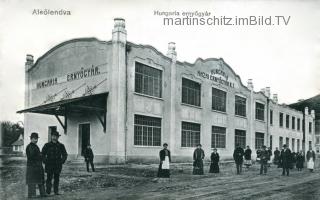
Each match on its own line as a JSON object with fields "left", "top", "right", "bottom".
{"left": 134, "top": 115, "right": 161, "bottom": 146}
{"left": 182, "top": 78, "right": 201, "bottom": 106}
{"left": 181, "top": 122, "right": 201, "bottom": 147}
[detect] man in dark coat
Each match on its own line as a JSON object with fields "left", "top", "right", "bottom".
{"left": 273, "top": 147, "right": 280, "bottom": 166}
{"left": 259, "top": 145, "right": 270, "bottom": 175}
{"left": 233, "top": 144, "right": 244, "bottom": 174}
{"left": 42, "top": 130, "right": 68, "bottom": 195}
{"left": 157, "top": 143, "right": 171, "bottom": 178}
{"left": 280, "top": 144, "right": 291, "bottom": 176}
{"left": 193, "top": 144, "right": 205, "bottom": 175}
{"left": 84, "top": 144, "right": 95, "bottom": 172}
{"left": 26, "top": 132, "right": 47, "bottom": 198}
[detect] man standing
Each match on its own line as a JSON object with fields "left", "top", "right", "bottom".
{"left": 259, "top": 145, "right": 269, "bottom": 175}
{"left": 306, "top": 146, "right": 316, "bottom": 172}
{"left": 26, "top": 132, "right": 47, "bottom": 198}
{"left": 280, "top": 144, "right": 291, "bottom": 176}
{"left": 193, "top": 144, "right": 205, "bottom": 175}
{"left": 84, "top": 144, "right": 95, "bottom": 172}
{"left": 42, "top": 130, "right": 68, "bottom": 195}
{"left": 233, "top": 144, "right": 244, "bottom": 175}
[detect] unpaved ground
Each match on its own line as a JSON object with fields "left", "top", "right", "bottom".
{"left": 1, "top": 156, "right": 320, "bottom": 200}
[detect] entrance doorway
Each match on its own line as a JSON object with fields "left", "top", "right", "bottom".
{"left": 78, "top": 123, "right": 90, "bottom": 156}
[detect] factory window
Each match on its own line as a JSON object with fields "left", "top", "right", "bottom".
{"left": 255, "top": 132, "right": 264, "bottom": 149}
{"left": 292, "top": 138, "right": 295, "bottom": 152}
{"left": 134, "top": 115, "right": 161, "bottom": 146}
{"left": 235, "top": 129, "right": 246, "bottom": 149}
{"left": 255, "top": 102, "right": 265, "bottom": 121}
{"left": 297, "top": 139, "right": 300, "bottom": 151}
{"left": 211, "top": 88, "right": 226, "bottom": 112}
{"left": 286, "top": 115, "right": 290, "bottom": 128}
{"left": 135, "top": 62, "right": 162, "bottom": 98}
{"left": 235, "top": 95, "right": 246, "bottom": 117}
{"left": 279, "top": 113, "right": 284, "bottom": 127}
{"left": 212, "top": 126, "right": 226, "bottom": 148}
{"left": 181, "top": 122, "right": 200, "bottom": 147}
{"left": 316, "top": 137, "right": 320, "bottom": 145}
{"left": 182, "top": 78, "right": 201, "bottom": 107}
{"left": 292, "top": 117, "right": 295, "bottom": 130}
{"left": 279, "top": 137, "right": 283, "bottom": 148}
{"left": 297, "top": 118, "right": 301, "bottom": 131}
{"left": 270, "top": 110, "right": 273, "bottom": 125}
{"left": 286, "top": 137, "right": 289, "bottom": 146}
{"left": 270, "top": 135, "right": 273, "bottom": 150}
{"left": 309, "top": 122, "right": 312, "bottom": 133}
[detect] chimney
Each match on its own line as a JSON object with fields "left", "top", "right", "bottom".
{"left": 311, "top": 110, "right": 315, "bottom": 118}
{"left": 25, "top": 54, "right": 34, "bottom": 71}
{"left": 272, "top": 94, "right": 278, "bottom": 103}
{"left": 112, "top": 18, "right": 126, "bottom": 44}
{"left": 305, "top": 107, "right": 309, "bottom": 115}
{"left": 167, "top": 42, "right": 177, "bottom": 61}
{"left": 265, "top": 87, "right": 271, "bottom": 98}
{"left": 247, "top": 79, "right": 253, "bottom": 90}
{"left": 260, "top": 88, "right": 266, "bottom": 94}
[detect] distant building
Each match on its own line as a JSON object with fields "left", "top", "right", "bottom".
{"left": 17, "top": 18, "right": 316, "bottom": 163}
{"left": 290, "top": 94, "right": 320, "bottom": 153}
{"left": 11, "top": 134, "right": 24, "bottom": 152}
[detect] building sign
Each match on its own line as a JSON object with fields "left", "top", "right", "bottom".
{"left": 34, "top": 65, "right": 103, "bottom": 90}
{"left": 197, "top": 70, "right": 235, "bottom": 88}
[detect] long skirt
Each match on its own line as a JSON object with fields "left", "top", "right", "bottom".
{"left": 244, "top": 159, "right": 252, "bottom": 167}
{"left": 209, "top": 162, "right": 219, "bottom": 173}
{"left": 296, "top": 160, "right": 304, "bottom": 169}
{"left": 158, "top": 156, "right": 170, "bottom": 178}
{"left": 193, "top": 159, "right": 204, "bottom": 175}
{"left": 307, "top": 158, "right": 314, "bottom": 170}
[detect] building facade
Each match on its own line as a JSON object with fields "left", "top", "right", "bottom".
{"left": 19, "top": 18, "right": 315, "bottom": 163}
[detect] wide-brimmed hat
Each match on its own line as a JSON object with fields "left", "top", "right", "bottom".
{"left": 51, "top": 130, "right": 61, "bottom": 137}
{"left": 196, "top": 144, "right": 202, "bottom": 147}
{"left": 30, "top": 132, "right": 39, "bottom": 139}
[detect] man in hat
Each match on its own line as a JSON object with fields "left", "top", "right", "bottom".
{"left": 26, "top": 132, "right": 47, "bottom": 198}
{"left": 42, "top": 130, "right": 68, "bottom": 195}
{"left": 193, "top": 144, "right": 205, "bottom": 175}
{"left": 280, "top": 144, "right": 291, "bottom": 176}
{"left": 259, "top": 145, "right": 270, "bottom": 175}
{"left": 233, "top": 144, "right": 244, "bottom": 175}
{"left": 83, "top": 144, "right": 95, "bottom": 172}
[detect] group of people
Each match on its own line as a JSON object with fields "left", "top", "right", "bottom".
{"left": 26, "top": 131, "right": 67, "bottom": 198}
{"left": 26, "top": 130, "right": 96, "bottom": 198}
{"left": 157, "top": 143, "right": 317, "bottom": 179}
{"left": 273, "top": 145, "right": 316, "bottom": 174}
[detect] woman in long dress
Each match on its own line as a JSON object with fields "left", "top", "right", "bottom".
{"left": 193, "top": 144, "right": 205, "bottom": 175}
{"left": 209, "top": 148, "right": 220, "bottom": 173}
{"left": 157, "top": 143, "right": 171, "bottom": 178}
{"left": 306, "top": 147, "right": 316, "bottom": 172}
{"left": 296, "top": 150, "right": 304, "bottom": 171}
{"left": 244, "top": 146, "right": 252, "bottom": 168}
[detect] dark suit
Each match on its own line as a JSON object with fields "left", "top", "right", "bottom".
{"left": 233, "top": 147, "right": 244, "bottom": 174}
{"left": 84, "top": 148, "right": 95, "bottom": 172}
{"left": 26, "top": 142, "right": 46, "bottom": 197}
{"left": 42, "top": 141, "right": 68, "bottom": 194}
{"left": 280, "top": 148, "right": 291, "bottom": 176}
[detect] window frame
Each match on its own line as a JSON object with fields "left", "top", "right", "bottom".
{"left": 134, "top": 114, "right": 162, "bottom": 147}
{"left": 235, "top": 95, "right": 246, "bottom": 117}
{"left": 181, "top": 121, "right": 201, "bottom": 148}
{"left": 211, "top": 126, "right": 226, "bottom": 149}
{"left": 181, "top": 78, "right": 201, "bottom": 107}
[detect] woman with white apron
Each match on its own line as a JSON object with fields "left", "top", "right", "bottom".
{"left": 157, "top": 143, "right": 171, "bottom": 178}
{"left": 307, "top": 147, "right": 316, "bottom": 172}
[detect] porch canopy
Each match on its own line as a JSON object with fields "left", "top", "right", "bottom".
{"left": 17, "top": 93, "right": 108, "bottom": 133}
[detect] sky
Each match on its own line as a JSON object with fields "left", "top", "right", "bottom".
{"left": 0, "top": 0, "right": 319, "bottom": 122}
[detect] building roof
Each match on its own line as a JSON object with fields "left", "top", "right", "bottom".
{"left": 11, "top": 139, "right": 23, "bottom": 146}
{"left": 289, "top": 94, "right": 320, "bottom": 119}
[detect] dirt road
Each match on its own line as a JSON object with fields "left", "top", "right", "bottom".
{"left": 1, "top": 157, "right": 320, "bottom": 200}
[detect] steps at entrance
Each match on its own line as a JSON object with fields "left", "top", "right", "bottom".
{"left": 70, "top": 157, "right": 85, "bottom": 164}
